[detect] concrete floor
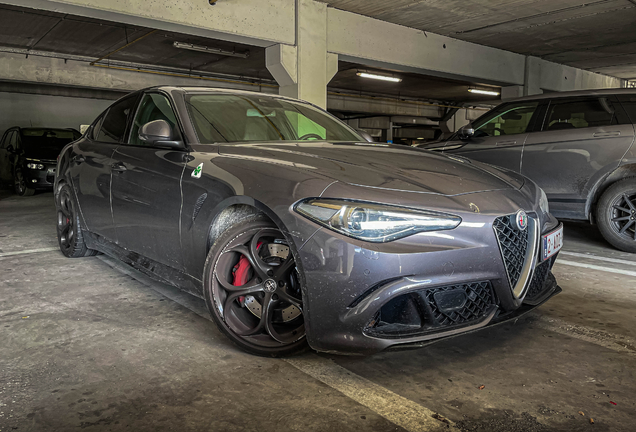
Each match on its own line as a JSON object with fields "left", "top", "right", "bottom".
{"left": 1, "top": 191, "right": 635, "bottom": 432}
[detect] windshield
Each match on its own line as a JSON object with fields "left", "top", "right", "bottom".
{"left": 186, "top": 94, "right": 362, "bottom": 143}
{"left": 20, "top": 129, "right": 80, "bottom": 159}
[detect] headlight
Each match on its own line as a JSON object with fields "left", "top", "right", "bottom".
{"left": 26, "top": 163, "right": 45, "bottom": 170}
{"left": 294, "top": 199, "right": 461, "bottom": 243}
{"left": 539, "top": 189, "right": 549, "bottom": 214}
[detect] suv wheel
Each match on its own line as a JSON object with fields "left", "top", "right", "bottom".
{"left": 14, "top": 168, "right": 35, "bottom": 196}
{"left": 597, "top": 178, "right": 636, "bottom": 253}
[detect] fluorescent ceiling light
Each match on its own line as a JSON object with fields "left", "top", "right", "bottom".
{"left": 468, "top": 88, "right": 500, "bottom": 96}
{"left": 173, "top": 41, "right": 249, "bottom": 58}
{"left": 357, "top": 72, "right": 402, "bottom": 83}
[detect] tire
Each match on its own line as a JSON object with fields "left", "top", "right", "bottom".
{"left": 56, "top": 183, "right": 99, "bottom": 258}
{"left": 596, "top": 177, "right": 636, "bottom": 253}
{"left": 14, "top": 168, "right": 35, "bottom": 196}
{"left": 203, "top": 215, "right": 308, "bottom": 357}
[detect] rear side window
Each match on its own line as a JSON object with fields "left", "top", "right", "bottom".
{"left": 544, "top": 97, "right": 616, "bottom": 131}
{"left": 90, "top": 115, "right": 105, "bottom": 141}
{"left": 96, "top": 96, "right": 137, "bottom": 143}
{"left": 616, "top": 95, "right": 636, "bottom": 124}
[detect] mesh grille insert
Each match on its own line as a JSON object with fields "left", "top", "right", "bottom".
{"left": 425, "top": 281, "right": 495, "bottom": 326}
{"left": 493, "top": 215, "right": 530, "bottom": 289}
{"left": 525, "top": 256, "right": 556, "bottom": 302}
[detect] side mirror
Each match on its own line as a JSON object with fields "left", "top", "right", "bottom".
{"left": 356, "top": 129, "right": 375, "bottom": 143}
{"left": 139, "top": 120, "right": 183, "bottom": 149}
{"left": 457, "top": 123, "right": 475, "bottom": 140}
{"left": 6, "top": 144, "right": 14, "bottom": 153}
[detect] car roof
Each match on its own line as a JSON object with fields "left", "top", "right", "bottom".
{"left": 510, "top": 87, "right": 636, "bottom": 103}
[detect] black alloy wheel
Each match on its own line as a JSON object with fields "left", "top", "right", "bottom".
{"left": 204, "top": 216, "right": 307, "bottom": 356}
{"left": 56, "top": 183, "right": 98, "bottom": 258}
{"left": 14, "top": 168, "right": 34, "bottom": 196}
{"left": 610, "top": 193, "right": 636, "bottom": 240}
{"left": 597, "top": 178, "right": 636, "bottom": 253}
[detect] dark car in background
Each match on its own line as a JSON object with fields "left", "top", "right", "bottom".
{"left": 425, "top": 89, "right": 636, "bottom": 252}
{"left": 55, "top": 86, "right": 562, "bottom": 356}
{"left": 0, "top": 127, "right": 81, "bottom": 196}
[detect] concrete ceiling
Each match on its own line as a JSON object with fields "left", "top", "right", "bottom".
{"left": 318, "top": 0, "right": 636, "bottom": 80}
{"left": 0, "top": 4, "right": 501, "bottom": 105}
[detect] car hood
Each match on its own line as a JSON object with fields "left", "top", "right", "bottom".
{"left": 218, "top": 142, "right": 524, "bottom": 196}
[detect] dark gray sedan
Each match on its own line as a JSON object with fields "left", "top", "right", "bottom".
{"left": 55, "top": 86, "right": 562, "bottom": 356}
{"left": 425, "top": 89, "right": 636, "bottom": 253}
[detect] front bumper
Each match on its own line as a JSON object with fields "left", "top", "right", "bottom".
{"left": 297, "top": 209, "right": 561, "bottom": 355}
{"left": 24, "top": 164, "right": 56, "bottom": 189}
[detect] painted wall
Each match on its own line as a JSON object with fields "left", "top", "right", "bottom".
{"left": 0, "top": 92, "right": 111, "bottom": 139}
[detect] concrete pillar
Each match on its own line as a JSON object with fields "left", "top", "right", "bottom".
{"left": 524, "top": 56, "right": 543, "bottom": 96}
{"left": 266, "top": 0, "right": 336, "bottom": 108}
{"left": 501, "top": 85, "right": 524, "bottom": 101}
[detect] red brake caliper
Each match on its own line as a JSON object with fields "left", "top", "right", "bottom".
{"left": 231, "top": 242, "right": 263, "bottom": 306}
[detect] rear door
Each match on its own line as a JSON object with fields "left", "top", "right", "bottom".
{"left": 110, "top": 91, "right": 188, "bottom": 270}
{"left": 521, "top": 96, "right": 635, "bottom": 219}
{"left": 445, "top": 101, "right": 541, "bottom": 172}
{"left": 69, "top": 94, "right": 138, "bottom": 241}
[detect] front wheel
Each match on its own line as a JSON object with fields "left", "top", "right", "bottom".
{"left": 56, "top": 183, "right": 99, "bottom": 258}
{"left": 14, "top": 169, "right": 35, "bottom": 196}
{"left": 596, "top": 178, "right": 636, "bottom": 253}
{"left": 203, "top": 216, "right": 308, "bottom": 357}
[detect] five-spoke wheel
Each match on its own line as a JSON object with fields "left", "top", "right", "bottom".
{"left": 55, "top": 183, "right": 98, "bottom": 258}
{"left": 204, "top": 216, "right": 307, "bottom": 356}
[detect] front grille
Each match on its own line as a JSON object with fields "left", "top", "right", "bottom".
{"left": 493, "top": 215, "right": 530, "bottom": 290}
{"left": 525, "top": 256, "right": 556, "bottom": 303}
{"left": 366, "top": 281, "right": 497, "bottom": 338}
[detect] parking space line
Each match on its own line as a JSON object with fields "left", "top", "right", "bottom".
{"left": 556, "top": 259, "right": 636, "bottom": 278}
{"left": 285, "top": 357, "right": 458, "bottom": 432}
{"left": 0, "top": 247, "right": 59, "bottom": 258}
{"left": 560, "top": 251, "right": 636, "bottom": 267}
{"left": 97, "top": 254, "right": 456, "bottom": 432}
{"left": 534, "top": 315, "right": 636, "bottom": 357}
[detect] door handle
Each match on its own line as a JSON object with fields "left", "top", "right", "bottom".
{"left": 593, "top": 131, "right": 621, "bottom": 138}
{"left": 111, "top": 162, "right": 127, "bottom": 172}
{"left": 496, "top": 140, "right": 517, "bottom": 147}
{"left": 73, "top": 155, "right": 85, "bottom": 163}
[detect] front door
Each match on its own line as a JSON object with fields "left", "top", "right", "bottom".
{"left": 446, "top": 101, "right": 542, "bottom": 173}
{"left": 521, "top": 96, "right": 635, "bottom": 219}
{"left": 110, "top": 92, "right": 187, "bottom": 270}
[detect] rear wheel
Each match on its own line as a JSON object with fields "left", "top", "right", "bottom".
{"left": 203, "top": 216, "right": 307, "bottom": 357}
{"left": 56, "top": 183, "right": 99, "bottom": 258}
{"left": 14, "top": 168, "right": 35, "bottom": 196}
{"left": 597, "top": 178, "right": 636, "bottom": 253}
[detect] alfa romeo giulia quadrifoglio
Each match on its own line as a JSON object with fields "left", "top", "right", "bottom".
{"left": 54, "top": 87, "right": 563, "bottom": 356}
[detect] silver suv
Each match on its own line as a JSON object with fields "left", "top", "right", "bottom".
{"left": 427, "top": 89, "right": 636, "bottom": 252}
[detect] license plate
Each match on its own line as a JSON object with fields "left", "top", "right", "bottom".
{"left": 542, "top": 225, "right": 563, "bottom": 261}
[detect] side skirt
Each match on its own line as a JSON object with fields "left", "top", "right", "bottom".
{"left": 84, "top": 232, "right": 204, "bottom": 299}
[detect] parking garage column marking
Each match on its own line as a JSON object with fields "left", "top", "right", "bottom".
{"left": 285, "top": 356, "right": 459, "bottom": 432}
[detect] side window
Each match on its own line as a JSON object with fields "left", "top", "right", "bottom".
{"left": 473, "top": 102, "right": 539, "bottom": 137}
{"left": 8, "top": 131, "right": 18, "bottom": 149}
{"left": 96, "top": 95, "right": 137, "bottom": 143}
{"left": 90, "top": 114, "right": 106, "bottom": 141}
{"left": 0, "top": 131, "right": 8, "bottom": 149}
{"left": 616, "top": 95, "right": 636, "bottom": 124}
{"left": 128, "top": 93, "right": 181, "bottom": 146}
{"left": 543, "top": 97, "right": 616, "bottom": 131}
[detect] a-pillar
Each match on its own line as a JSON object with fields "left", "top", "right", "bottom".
{"left": 265, "top": 0, "right": 338, "bottom": 109}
